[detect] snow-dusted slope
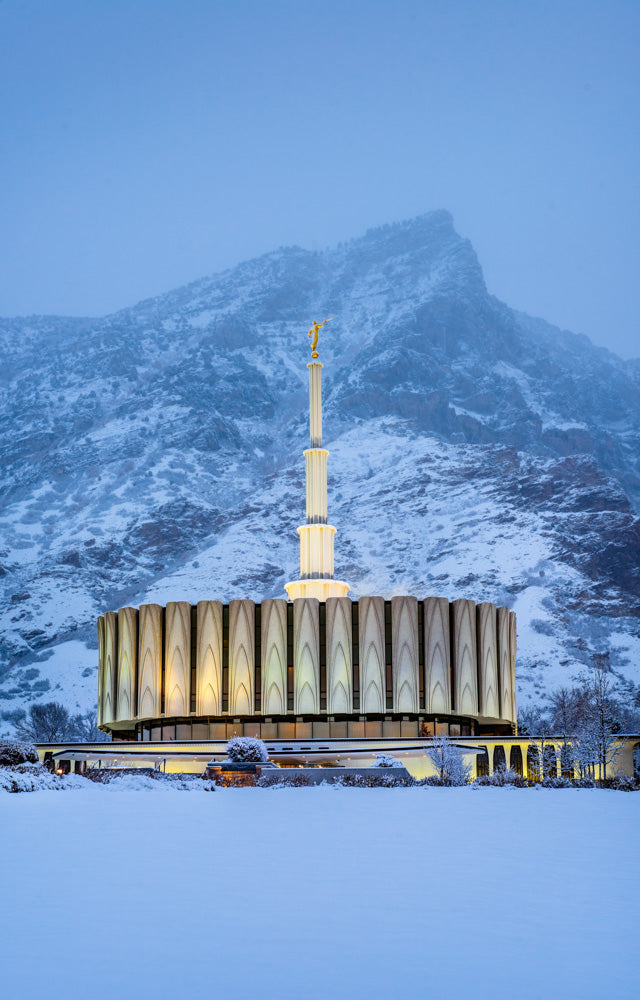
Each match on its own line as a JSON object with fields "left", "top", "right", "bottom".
{"left": 1, "top": 210, "right": 639, "bottom": 727}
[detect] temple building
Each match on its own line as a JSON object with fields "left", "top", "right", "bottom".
{"left": 96, "top": 324, "right": 518, "bottom": 749}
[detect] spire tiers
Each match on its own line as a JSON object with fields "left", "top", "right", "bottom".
{"left": 285, "top": 360, "right": 350, "bottom": 602}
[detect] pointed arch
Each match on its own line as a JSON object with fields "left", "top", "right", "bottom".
{"left": 103, "top": 611, "right": 117, "bottom": 725}
{"left": 261, "top": 600, "right": 287, "bottom": 716}
{"left": 97, "top": 616, "right": 105, "bottom": 728}
{"left": 358, "top": 597, "right": 385, "bottom": 714}
{"left": 137, "top": 603, "right": 162, "bottom": 720}
{"left": 117, "top": 607, "right": 137, "bottom": 722}
{"left": 497, "top": 607, "right": 513, "bottom": 722}
{"left": 327, "top": 598, "right": 352, "bottom": 714}
{"left": 294, "top": 599, "right": 319, "bottom": 715}
{"left": 197, "top": 601, "right": 223, "bottom": 716}
{"left": 477, "top": 603, "right": 499, "bottom": 718}
{"left": 452, "top": 599, "right": 478, "bottom": 716}
{"left": 424, "top": 598, "right": 451, "bottom": 714}
{"left": 165, "top": 602, "right": 190, "bottom": 718}
{"left": 392, "top": 597, "right": 419, "bottom": 712}
{"left": 229, "top": 600, "right": 255, "bottom": 715}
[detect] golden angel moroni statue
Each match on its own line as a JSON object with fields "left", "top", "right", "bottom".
{"left": 308, "top": 318, "right": 333, "bottom": 358}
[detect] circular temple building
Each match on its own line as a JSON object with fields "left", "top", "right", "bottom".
{"left": 97, "top": 337, "right": 517, "bottom": 743}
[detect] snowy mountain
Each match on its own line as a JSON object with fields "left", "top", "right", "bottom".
{"left": 1, "top": 209, "right": 639, "bottom": 728}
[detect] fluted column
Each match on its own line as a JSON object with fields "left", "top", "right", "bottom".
{"left": 509, "top": 612, "right": 518, "bottom": 724}
{"left": 294, "top": 597, "right": 320, "bottom": 714}
{"left": 117, "top": 606, "right": 137, "bottom": 722}
{"left": 424, "top": 597, "right": 451, "bottom": 713}
{"left": 326, "top": 597, "right": 353, "bottom": 714}
{"left": 477, "top": 603, "right": 499, "bottom": 718}
{"left": 137, "top": 603, "right": 162, "bottom": 720}
{"left": 452, "top": 599, "right": 478, "bottom": 716}
{"left": 358, "top": 596, "right": 385, "bottom": 713}
{"left": 196, "top": 600, "right": 223, "bottom": 716}
{"left": 261, "top": 599, "right": 288, "bottom": 715}
{"left": 497, "top": 607, "right": 513, "bottom": 723}
{"left": 309, "top": 362, "right": 323, "bottom": 447}
{"left": 304, "top": 449, "right": 328, "bottom": 523}
{"left": 103, "top": 611, "right": 117, "bottom": 725}
{"left": 392, "top": 596, "right": 419, "bottom": 712}
{"left": 97, "top": 616, "right": 105, "bottom": 728}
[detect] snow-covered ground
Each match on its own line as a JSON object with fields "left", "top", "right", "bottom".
{"left": 1, "top": 786, "right": 638, "bottom": 999}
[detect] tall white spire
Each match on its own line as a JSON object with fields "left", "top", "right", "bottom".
{"left": 285, "top": 336, "right": 350, "bottom": 602}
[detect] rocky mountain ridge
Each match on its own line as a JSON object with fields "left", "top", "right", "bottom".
{"left": 1, "top": 210, "right": 639, "bottom": 728}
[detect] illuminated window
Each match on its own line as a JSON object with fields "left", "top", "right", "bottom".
{"left": 476, "top": 749, "right": 489, "bottom": 777}
{"left": 561, "top": 744, "right": 574, "bottom": 779}
{"left": 527, "top": 745, "right": 541, "bottom": 781}
{"left": 493, "top": 745, "right": 506, "bottom": 772}
{"left": 509, "top": 745, "right": 523, "bottom": 775}
{"left": 543, "top": 745, "right": 557, "bottom": 780}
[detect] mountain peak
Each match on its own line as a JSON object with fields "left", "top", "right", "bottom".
{"left": 1, "top": 213, "right": 639, "bottom": 729}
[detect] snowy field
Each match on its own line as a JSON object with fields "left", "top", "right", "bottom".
{"left": 1, "top": 787, "right": 638, "bottom": 1000}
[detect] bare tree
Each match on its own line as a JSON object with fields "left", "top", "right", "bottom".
{"left": 516, "top": 704, "right": 543, "bottom": 737}
{"left": 426, "top": 734, "right": 472, "bottom": 785}
{"left": 548, "top": 687, "right": 586, "bottom": 737}
{"left": 70, "top": 711, "right": 111, "bottom": 742}
{"left": 562, "top": 656, "right": 623, "bottom": 780}
{"left": 586, "top": 655, "right": 623, "bottom": 780}
{"left": 525, "top": 718, "right": 557, "bottom": 782}
{"left": 13, "top": 703, "right": 110, "bottom": 744}
{"left": 15, "top": 702, "right": 71, "bottom": 742}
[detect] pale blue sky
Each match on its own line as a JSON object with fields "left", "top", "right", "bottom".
{"left": 1, "top": 0, "right": 638, "bottom": 357}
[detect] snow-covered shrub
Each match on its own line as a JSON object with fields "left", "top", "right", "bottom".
{"left": 0, "top": 739, "right": 39, "bottom": 767}
{"left": 600, "top": 774, "right": 639, "bottom": 791}
{"left": 226, "top": 736, "right": 268, "bottom": 763}
{"left": 541, "top": 775, "right": 574, "bottom": 788}
{"left": 105, "top": 772, "right": 216, "bottom": 791}
{"left": 0, "top": 763, "right": 87, "bottom": 793}
{"left": 573, "top": 776, "right": 596, "bottom": 788}
{"left": 372, "top": 753, "right": 403, "bottom": 768}
{"left": 256, "top": 770, "right": 415, "bottom": 788}
{"left": 257, "top": 772, "right": 312, "bottom": 788}
{"left": 85, "top": 768, "right": 216, "bottom": 790}
{"left": 474, "top": 767, "right": 528, "bottom": 787}
{"left": 419, "top": 775, "right": 458, "bottom": 787}
{"left": 425, "top": 735, "right": 472, "bottom": 785}
{"left": 335, "top": 772, "right": 414, "bottom": 787}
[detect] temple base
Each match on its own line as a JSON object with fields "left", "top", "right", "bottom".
{"left": 284, "top": 579, "right": 351, "bottom": 601}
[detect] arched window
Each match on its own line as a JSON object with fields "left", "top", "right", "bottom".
{"left": 561, "top": 744, "right": 574, "bottom": 780}
{"left": 543, "top": 745, "right": 557, "bottom": 780}
{"left": 493, "top": 745, "right": 506, "bottom": 773}
{"left": 633, "top": 744, "right": 640, "bottom": 781}
{"left": 476, "top": 749, "right": 489, "bottom": 778}
{"left": 527, "top": 745, "right": 541, "bottom": 782}
{"left": 509, "top": 745, "right": 523, "bottom": 776}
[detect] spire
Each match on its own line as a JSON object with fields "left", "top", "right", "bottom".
{"left": 284, "top": 328, "right": 350, "bottom": 602}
